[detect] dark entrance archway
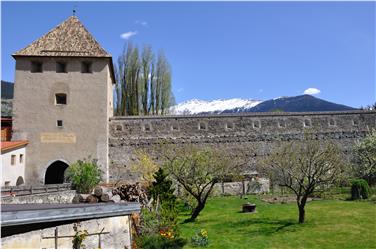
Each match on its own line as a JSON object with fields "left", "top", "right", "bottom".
{"left": 45, "top": 160, "right": 69, "bottom": 184}
{"left": 16, "top": 176, "right": 24, "bottom": 186}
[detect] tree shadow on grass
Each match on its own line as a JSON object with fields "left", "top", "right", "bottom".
{"left": 226, "top": 218, "right": 306, "bottom": 236}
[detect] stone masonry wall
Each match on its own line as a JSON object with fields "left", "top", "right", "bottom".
{"left": 1, "top": 190, "right": 76, "bottom": 204}
{"left": 108, "top": 111, "right": 376, "bottom": 182}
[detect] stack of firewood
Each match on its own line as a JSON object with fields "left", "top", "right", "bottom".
{"left": 112, "top": 182, "right": 149, "bottom": 206}
{"left": 72, "top": 186, "right": 122, "bottom": 204}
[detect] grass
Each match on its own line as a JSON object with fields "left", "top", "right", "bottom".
{"left": 178, "top": 195, "right": 376, "bottom": 249}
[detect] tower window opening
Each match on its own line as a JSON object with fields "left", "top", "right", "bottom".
{"left": 81, "top": 62, "right": 92, "bottom": 73}
{"left": 57, "top": 120, "right": 63, "bottom": 127}
{"left": 56, "top": 62, "right": 67, "bottom": 73}
{"left": 31, "top": 61, "right": 43, "bottom": 73}
{"left": 55, "top": 93, "right": 67, "bottom": 105}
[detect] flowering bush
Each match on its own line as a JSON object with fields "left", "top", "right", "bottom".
{"left": 191, "top": 229, "right": 209, "bottom": 247}
{"left": 159, "top": 227, "right": 174, "bottom": 239}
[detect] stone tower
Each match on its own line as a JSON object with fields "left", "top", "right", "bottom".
{"left": 12, "top": 16, "right": 115, "bottom": 185}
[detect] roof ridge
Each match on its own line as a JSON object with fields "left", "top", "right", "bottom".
{"left": 13, "top": 16, "right": 111, "bottom": 58}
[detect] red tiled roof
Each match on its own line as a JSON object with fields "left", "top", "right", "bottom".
{"left": 1, "top": 141, "right": 28, "bottom": 153}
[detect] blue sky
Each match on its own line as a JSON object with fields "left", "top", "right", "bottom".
{"left": 1, "top": 1, "right": 375, "bottom": 107}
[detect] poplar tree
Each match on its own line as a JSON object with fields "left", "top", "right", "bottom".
{"left": 115, "top": 43, "right": 174, "bottom": 116}
{"left": 141, "top": 46, "right": 153, "bottom": 115}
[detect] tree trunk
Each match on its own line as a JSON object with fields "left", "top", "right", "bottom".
{"left": 297, "top": 195, "right": 308, "bottom": 223}
{"left": 298, "top": 205, "right": 305, "bottom": 223}
{"left": 188, "top": 202, "right": 205, "bottom": 222}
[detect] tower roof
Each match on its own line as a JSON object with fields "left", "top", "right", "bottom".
{"left": 13, "top": 16, "right": 111, "bottom": 58}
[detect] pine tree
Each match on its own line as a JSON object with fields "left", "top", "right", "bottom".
{"left": 149, "top": 168, "right": 176, "bottom": 206}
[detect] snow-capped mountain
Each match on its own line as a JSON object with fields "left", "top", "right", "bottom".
{"left": 169, "top": 95, "right": 356, "bottom": 115}
{"left": 170, "top": 98, "right": 262, "bottom": 115}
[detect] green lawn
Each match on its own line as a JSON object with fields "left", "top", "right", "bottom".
{"left": 178, "top": 195, "right": 376, "bottom": 249}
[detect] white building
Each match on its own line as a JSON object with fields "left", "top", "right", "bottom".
{"left": 1, "top": 141, "right": 28, "bottom": 186}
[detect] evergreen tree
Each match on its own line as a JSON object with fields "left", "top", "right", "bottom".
{"left": 149, "top": 168, "right": 176, "bottom": 206}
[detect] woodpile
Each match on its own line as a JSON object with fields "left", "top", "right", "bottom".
{"left": 72, "top": 183, "right": 149, "bottom": 206}
{"left": 113, "top": 182, "right": 149, "bottom": 207}
{"left": 72, "top": 186, "right": 121, "bottom": 204}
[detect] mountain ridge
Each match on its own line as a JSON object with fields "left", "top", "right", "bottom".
{"left": 171, "top": 95, "right": 356, "bottom": 115}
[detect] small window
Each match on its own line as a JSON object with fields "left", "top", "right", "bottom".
{"left": 57, "top": 120, "right": 63, "bottom": 127}
{"left": 81, "top": 62, "right": 92, "bottom": 73}
{"left": 55, "top": 93, "right": 67, "bottom": 105}
{"left": 198, "top": 122, "right": 207, "bottom": 130}
{"left": 11, "top": 155, "right": 16, "bottom": 165}
{"left": 329, "top": 118, "right": 336, "bottom": 127}
{"left": 304, "top": 119, "right": 311, "bottom": 127}
{"left": 352, "top": 119, "right": 359, "bottom": 126}
{"left": 116, "top": 125, "right": 123, "bottom": 131}
{"left": 4, "top": 181, "right": 10, "bottom": 187}
{"left": 19, "top": 154, "right": 24, "bottom": 164}
{"left": 253, "top": 120, "right": 261, "bottom": 129}
{"left": 278, "top": 120, "right": 286, "bottom": 128}
{"left": 225, "top": 122, "right": 234, "bottom": 130}
{"left": 142, "top": 123, "right": 151, "bottom": 131}
{"left": 56, "top": 62, "right": 67, "bottom": 73}
{"left": 31, "top": 61, "right": 43, "bottom": 73}
{"left": 171, "top": 124, "right": 179, "bottom": 131}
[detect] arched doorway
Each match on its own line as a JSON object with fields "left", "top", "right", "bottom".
{"left": 45, "top": 160, "right": 69, "bottom": 184}
{"left": 16, "top": 176, "right": 24, "bottom": 186}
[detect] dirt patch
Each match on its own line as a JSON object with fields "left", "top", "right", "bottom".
{"left": 261, "top": 195, "right": 316, "bottom": 204}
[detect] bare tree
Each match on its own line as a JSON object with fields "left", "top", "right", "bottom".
{"left": 260, "top": 139, "right": 346, "bottom": 223}
{"left": 163, "top": 145, "right": 244, "bottom": 222}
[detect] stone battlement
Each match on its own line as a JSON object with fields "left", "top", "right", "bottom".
{"left": 108, "top": 111, "right": 376, "bottom": 182}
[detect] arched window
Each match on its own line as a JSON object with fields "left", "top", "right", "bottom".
{"left": 45, "top": 160, "right": 69, "bottom": 184}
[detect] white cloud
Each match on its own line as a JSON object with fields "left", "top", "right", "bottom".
{"left": 120, "top": 31, "right": 138, "bottom": 40}
{"left": 177, "top": 88, "right": 184, "bottom": 93}
{"left": 303, "top": 87, "right": 321, "bottom": 95}
{"left": 135, "top": 20, "right": 148, "bottom": 27}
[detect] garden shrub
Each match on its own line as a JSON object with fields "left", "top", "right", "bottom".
{"left": 137, "top": 234, "right": 186, "bottom": 249}
{"left": 149, "top": 168, "right": 176, "bottom": 206}
{"left": 191, "top": 229, "right": 209, "bottom": 247}
{"left": 351, "top": 179, "right": 370, "bottom": 200}
{"left": 136, "top": 168, "right": 186, "bottom": 249}
{"left": 65, "top": 158, "right": 101, "bottom": 194}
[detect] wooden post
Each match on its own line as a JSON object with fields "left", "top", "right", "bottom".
{"left": 98, "top": 227, "right": 105, "bottom": 248}
{"left": 55, "top": 227, "right": 58, "bottom": 249}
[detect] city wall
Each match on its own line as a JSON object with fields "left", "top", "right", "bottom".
{"left": 108, "top": 111, "right": 376, "bottom": 182}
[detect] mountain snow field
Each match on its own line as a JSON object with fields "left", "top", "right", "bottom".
{"left": 170, "top": 98, "right": 262, "bottom": 115}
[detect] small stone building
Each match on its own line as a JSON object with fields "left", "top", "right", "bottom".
{"left": 1, "top": 203, "right": 140, "bottom": 249}
{"left": 12, "top": 16, "right": 115, "bottom": 185}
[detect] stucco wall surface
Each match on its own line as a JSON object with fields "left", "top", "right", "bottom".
{"left": 1, "top": 146, "right": 26, "bottom": 186}
{"left": 1, "top": 216, "right": 131, "bottom": 249}
{"left": 12, "top": 57, "right": 113, "bottom": 184}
